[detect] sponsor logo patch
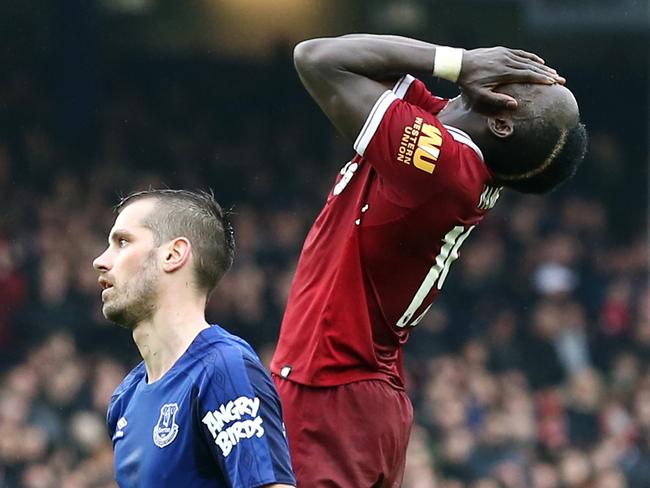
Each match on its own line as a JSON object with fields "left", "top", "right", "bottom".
{"left": 397, "top": 117, "right": 442, "bottom": 174}
{"left": 202, "top": 396, "right": 265, "bottom": 457}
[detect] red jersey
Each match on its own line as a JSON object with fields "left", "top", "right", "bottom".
{"left": 271, "top": 75, "right": 502, "bottom": 388}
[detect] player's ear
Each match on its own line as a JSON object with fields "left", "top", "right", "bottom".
{"left": 487, "top": 116, "right": 514, "bottom": 139}
{"left": 162, "top": 237, "right": 191, "bottom": 273}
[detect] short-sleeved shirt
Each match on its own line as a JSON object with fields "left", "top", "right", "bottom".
{"left": 108, "top": 325, "right": 295, "bottom": 488}
{"left": 271, "top": 75, "right": 502, "bottom": 388}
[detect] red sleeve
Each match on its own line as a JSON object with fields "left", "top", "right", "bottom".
{"left": 353, "top": 76, "right": 485, "bottom": 206}
{"left": 392, "top": 75, "right": 448, "bottom": 113}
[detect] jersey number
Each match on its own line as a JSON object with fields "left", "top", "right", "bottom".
{"left": 396, "top": 225, "right": 475, "bottom": 328}
{"left": 332, "top": 161, "right": 358, "bottom": 196}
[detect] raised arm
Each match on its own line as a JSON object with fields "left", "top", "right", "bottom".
{"left": 293, "top": 34, "right": 564, "bottom": 142}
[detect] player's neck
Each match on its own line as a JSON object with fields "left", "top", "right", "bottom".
{"left": 132, "top": 293, "right": 210, "bottom": 384}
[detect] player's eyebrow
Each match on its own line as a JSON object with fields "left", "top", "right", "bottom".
{"left": 108, "top": 228, "right": 135, "bottom": 245}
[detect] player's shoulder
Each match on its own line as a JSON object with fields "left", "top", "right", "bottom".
{"left": 439, "top": 124, "right": 498, "bottom": 207}
{"left": 193, "top": 325, "right": 263, "bottom": 377}
{"left": 191, "top": 325, "right": 272, "bottom": 403}
{"left": 111, "top": 361, "right": 146, "bottom": 400}
{"left": 437, "top": 124, "right": 489, "bottom": 179}
{"left": 443, "top": 124, "right": 484, "bottom": 159}
{"left": 107, "top": 361, "right": 146, "bottom": 430}
{"left": 393, "top": 74, "right": 449, "bottom": 113}
{"left": 198, "top": 324, "right": 258, "bottom": 360}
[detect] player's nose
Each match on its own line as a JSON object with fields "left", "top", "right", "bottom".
{"left": 93, "top": 248, "right": 112, "bottom": 273}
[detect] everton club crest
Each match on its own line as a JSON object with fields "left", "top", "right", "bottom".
{"left": 153, "top": 403, "right": 180, "bottom": 448}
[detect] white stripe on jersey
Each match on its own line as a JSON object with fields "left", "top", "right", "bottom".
{"left": 354, "top": 74, "right": 415, "bottom": 157}
{"left": 392, "top": 74, "right": 416, "bottom": 99}
{"left": 354, "top": 90, "right": 398, "bottom": 157}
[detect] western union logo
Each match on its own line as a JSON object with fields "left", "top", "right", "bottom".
{"left": 397, "top": 116, "right": 422, "bottom": 165}
{"left": 414, "top": 123, "right": 442, "bottom": 173}
{"left": 397, "top": 118, "right": 442, "bottom": 174}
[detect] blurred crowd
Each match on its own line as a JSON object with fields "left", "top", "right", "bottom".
{"left": 0, "top": 53, "right": 647, "bottom": 488}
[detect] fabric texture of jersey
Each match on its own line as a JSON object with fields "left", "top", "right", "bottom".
{"left": 107, "top": 325, "right": 295, "bottom": 488}
{"left": 271, "top": 75, "right": 501, "bottom": 388}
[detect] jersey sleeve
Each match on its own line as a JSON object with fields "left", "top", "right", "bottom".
{"left": 106, "top": 363, "right": 143, "bottom": 444}
{"left": 197, "top": 348, "right": 295, "bottom": 488}
{"left": 106, "top": 396, "right": 118, "bottom": 441}
{"left": 353, "top": 76, "right": 483, "bottom": 206}
{"left": 392, "top": 74, "right": 448, "bottom": 113}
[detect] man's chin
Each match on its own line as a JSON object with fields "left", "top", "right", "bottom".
{"left": 103, "top": 305, "right": 135, "bottom": 330}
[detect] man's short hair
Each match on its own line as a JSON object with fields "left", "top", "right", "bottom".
{"left": 491, "top": 119, "right": 588, "bottom": 194}
{"left": 116, "top": 189, "right": 235, "bottom": 296}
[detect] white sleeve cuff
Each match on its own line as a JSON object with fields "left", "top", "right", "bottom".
{"left": 392, "top": 74, "right": 416, "bottom": 99}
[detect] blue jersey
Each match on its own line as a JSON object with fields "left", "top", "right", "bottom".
{"left": 107, "top": 325, "right": 295, "bottom": 488}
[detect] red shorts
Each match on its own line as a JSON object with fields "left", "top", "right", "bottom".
{"left": 273, "top": 376, "right": 413, "bottom": 488}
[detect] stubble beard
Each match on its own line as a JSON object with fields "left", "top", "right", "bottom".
{"left": 102, "top": 252, "right": 160, "bottom": 330}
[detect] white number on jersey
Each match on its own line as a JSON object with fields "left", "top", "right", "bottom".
{"left": 396, "top": 225, "right": 475, "bottom": 327}
{"left": 332, "top": 161, "right": 359, "bottom": 196}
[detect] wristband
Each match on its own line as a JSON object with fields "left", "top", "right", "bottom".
{"left": 433, "top": 46, "right": 463, "bottom": 83}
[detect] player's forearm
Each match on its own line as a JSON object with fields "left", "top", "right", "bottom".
{"left": 294, "top": 34, "right": 438, "bottom": 83}
{"left": 341, "top": 33, "right": 441, "bottom": 56}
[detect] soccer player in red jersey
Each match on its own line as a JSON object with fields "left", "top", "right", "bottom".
{"left": 271, "top": 34, "right": 588, "bottom": 487}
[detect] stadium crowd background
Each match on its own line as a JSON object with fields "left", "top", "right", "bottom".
{"left": 0, "top": 1, "right": 648, "bottom": 487}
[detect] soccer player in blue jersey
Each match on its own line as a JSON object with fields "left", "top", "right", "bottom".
{"left": 92, "top": 189, "right": 295, "bottom": 488}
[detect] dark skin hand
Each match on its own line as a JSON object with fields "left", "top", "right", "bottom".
{"left": 293, "top": 34, "right": 565, "bottom": 142}
{"left": 459, "top": 46, "right": 565, "bottom": 113}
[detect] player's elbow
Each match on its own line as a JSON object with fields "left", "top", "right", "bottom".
{"left": 293, "top": 39, "right": 317, "bottom": 66}
{"left": 293, "top": 38, "right": 337, "bottom": 76}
